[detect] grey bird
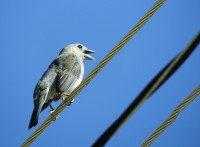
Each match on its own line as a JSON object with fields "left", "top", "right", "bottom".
{"left": 28, "top": 43, "right": 94, "bottom": 129}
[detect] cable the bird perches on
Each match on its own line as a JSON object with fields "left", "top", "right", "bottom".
{"left": 21, "top": 0, "right": 166, "bottom": 146}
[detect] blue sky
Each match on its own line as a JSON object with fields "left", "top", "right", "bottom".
{"left": 0, "top": 0, "right": 199, "bottom": 146}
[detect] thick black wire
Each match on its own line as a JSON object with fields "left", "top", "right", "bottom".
{"left": 92, "top": 32, "right": 200, "bottom": 147}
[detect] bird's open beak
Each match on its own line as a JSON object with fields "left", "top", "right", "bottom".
{"left": 85, "top": 49, "right": 95, "bottom": 54}
{"left": 84, "top": 49, "right": 95, "bottom": 60}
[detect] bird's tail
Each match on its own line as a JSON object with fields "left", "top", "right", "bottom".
{"left": 28, "top": 104, "right": 40, "bottom": 129}
{"left": 28, "top": 97, "right": 46, "bottom": 129}
{"left": 28, "top": 87, "right": 49, "bottom": 129}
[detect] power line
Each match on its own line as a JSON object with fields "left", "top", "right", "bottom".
{"left": 92, "top": 32, "right": 200, "bottom": 146}
{"left": 142, "top": 85, "right": 200, "bottom": 147}
{"left": 21, "top": 0, "right": 166, "bottom": 146}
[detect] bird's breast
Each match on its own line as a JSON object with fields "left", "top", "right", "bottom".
{"left": 72, "top": 61, "right": 84, "bottom": 90}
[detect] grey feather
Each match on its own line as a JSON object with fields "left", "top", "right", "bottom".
{"left": 28, "top": 43, "right": 94, "bottom": 129}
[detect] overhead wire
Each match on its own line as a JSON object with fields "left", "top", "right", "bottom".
{"left": 142, "top": 85, "right": 200, "bottom": 147}
{"left": 92, "top": 32, "right": 200, "bottom": 146}
{"left": 21, "top": 0, "right": 166, "bottom": 146}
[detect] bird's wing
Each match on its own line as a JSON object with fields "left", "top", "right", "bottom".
{"left": 33, "top": 67, "right": 57, "bottom": 101}
{"left": 29, "top": 59, "right": 57, "bottom": 129}
{"left": 56, "top": 55, "right": 82, "bottom": 94}
{"left": 32, "top": 54, "right": 82, "bottom": 112}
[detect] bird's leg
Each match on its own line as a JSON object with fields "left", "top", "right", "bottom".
{"left": 49, "top": 103, "right": 54, "bottom": 112}
{"left": 49, "top": 103, "right": 59, "bottom": 121}
{"left": 62, "top": 94, "right": 74, "bottom": 106}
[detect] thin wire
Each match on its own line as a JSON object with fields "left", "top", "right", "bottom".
{"left": 21, "top": 0, "right": 166, "bottom": 146}
{"left": 142, "top": 86, "right": 200, "bottom": 147}
{"left": 92, "top": 32, "right": 200, "bottom": 146}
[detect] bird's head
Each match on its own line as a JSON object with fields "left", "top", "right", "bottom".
{"left": 59, "top": 43, "right": 95, "bottom": 61}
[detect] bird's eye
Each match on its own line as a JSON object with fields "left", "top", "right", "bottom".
{"left": 77, "top": 45, "right": 82, "bottom": 49}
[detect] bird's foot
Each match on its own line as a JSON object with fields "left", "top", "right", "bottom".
{"left": 62, "top": 95, "right": 74, "bottom": 106}
{"left": 50, "top": 110, "right": 60, "bottom": 121}
{"left": 50, "top": 110, "right": 55, "bottom": 114}
{"left": 68, "top": 99, "right": 74, "bottom": 106}
{"left": 54, "top": 115, "right": 60, "bottom": 121}
{"left": 54, "top": 92, "right": 68, "bottom": 102}
{"left": 62, "top": 94, "right": 69, "bottom": 101}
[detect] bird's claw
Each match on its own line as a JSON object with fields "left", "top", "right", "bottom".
{"left": 61, "top": 95, "right": 74, "bottom": 106}
{"left": 50, "top": 110, "right": 60, "bottom": 121}
{"left": 54, "top": 114, "right": 60, "bottom": 121}
{"left": 50, "top": 110, "right": 55, "bottom": 114}
{"left": 62, "top": 94, "right": 69, "bottom": 101}
{"left": 68, "top": 99, "right": 74, "bottom": 106}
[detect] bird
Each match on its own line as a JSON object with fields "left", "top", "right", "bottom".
{"left": 28, "top": 43, "right": 95, "bottom": 129}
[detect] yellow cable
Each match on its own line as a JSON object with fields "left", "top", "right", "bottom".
{"left": 21, "top": 0, "right": 166, "bottom": 146}
{"left": 142, "top": 86, "right": 200, "bottom": 147}
{"left": 92, "top": 31, "right": 200, "bottom": 147}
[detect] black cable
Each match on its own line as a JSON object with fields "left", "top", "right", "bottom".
{"left": 92, "top": 32, "right": 200, "bottom": 147}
